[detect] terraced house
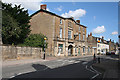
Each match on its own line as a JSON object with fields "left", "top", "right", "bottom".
{"left": 30, "top": 4, "right": 88, "bottom": 57}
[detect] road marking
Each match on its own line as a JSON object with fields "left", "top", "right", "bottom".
{"left": 57, "top": 59, "right": 63, "bottom": 61}
{"left": 43, "top": 67, "right": 48, "bottom": 70}
{"left": 10, "top": 76, "right": 15, "bottom": 78}
{"left": 18, "top": 73, "right": 22, "bottom": 75}
{"left": 91, "top": 73, "right": 99, "bottom": 79}
{"left": 86, "top": 65, "right": 95, "bottom": 73}
{"left": 90, "top": 66, "right": 101, "bottom": 74}
{"left": 74, "top": 61, "right": 80, "bottom": 63}
{"left": 82, "top": 62, "right": 88, "bottom": 65}
{"left": 69, "top": 60, "right": 75, "bottom": 63}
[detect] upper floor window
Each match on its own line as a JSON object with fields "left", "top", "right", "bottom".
{"left": 79, "top": 26, "right": 80, "bottom": 31}
{"left": 60, "top": 19, "right": 62, "bottom": 24}
{"left": 98, "top": 44, "right": 100, "bottom": 47}
{"left": 83, "top": 34, "right": 85, "bottom": 41}
{"left": 68, "top": 30, "right": 72, "bottom": 39}
{"left": 79, "top": 33, "right": 81, "bottom": 40}
{"left": 68, "top": 21, "right": 71, "bottom": 27}
{"left": 83, "top": 28, "right": 85, "bottom": 32}
{"left": 83, "top": 46, "right": 85, "bottom": 53}
{"left": 60, "top": 28, "right": 62, "bottom": 38}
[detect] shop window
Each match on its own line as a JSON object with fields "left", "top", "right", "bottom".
{"left": 58, "top": 44, "right": 63, "bottom": 54}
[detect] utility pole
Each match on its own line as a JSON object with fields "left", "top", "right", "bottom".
{"left": 43, "top": 37, "right": 47, "bottom": 60}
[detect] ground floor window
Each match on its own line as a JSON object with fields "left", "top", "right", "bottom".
{"left": 75, "top": 47, "right": 77, "bottom": 53}
{"left": 58, "top": 44, "right": 63, "bottom": 54}
{"left": 78, "top": 48, "right": 80, "bottom": 54}
{"left": 83, "top": 46, "right": 85, "bottom": 53}
{"left": 88, "top": 47, "right": 90, "bottom": 53}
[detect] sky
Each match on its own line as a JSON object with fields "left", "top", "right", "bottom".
{"left": 2, "top": 1, "right": 119, "bottom": 42}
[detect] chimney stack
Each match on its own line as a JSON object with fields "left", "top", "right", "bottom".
{"left": 90, "top": 32, "right": 92, "bottom": 36}
{"left": 41, "top": 4, "right": 47, "bottom": 10}
{"left": 76, "top": 20, "right": 80, "bottom": 24}
{"left": 110, "top": 39, "right": 111, "bottom": 42}
{"left": 88, "top": 34, "right": 89, "bottom": 37}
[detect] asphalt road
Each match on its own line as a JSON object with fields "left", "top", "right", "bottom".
{"left": 3, "top": 55, "right": 115, "bottom": 79}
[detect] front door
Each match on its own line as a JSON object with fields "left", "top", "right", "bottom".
{"left": 68, "top": 45, "right": 73, "bottom": 56}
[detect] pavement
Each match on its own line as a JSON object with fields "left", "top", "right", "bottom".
{"left": 92, "top": 55, "right": 120, "bottom": 79}
{"left": 2, "top": 55, "right": 92, "bottom": 67}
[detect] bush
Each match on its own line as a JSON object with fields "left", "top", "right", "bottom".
{"left": 18, "top": 34, "right": 48, "bottom": 49}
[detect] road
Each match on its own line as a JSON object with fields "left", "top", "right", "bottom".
{"left": 2, "top": 55, "right": 117, "bottom": 79}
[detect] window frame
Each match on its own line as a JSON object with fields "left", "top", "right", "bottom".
{"left": 60, "top": 19, "right": 62, "bottom": 24}
{"left": 58, "top": 44, "right": 63, "bottom": 54}
{"left": 59, "top": 28, "right": 62, "bottom": 38}
{"left": 79, "top": 33, "right": 81, "bottom": 41}
{"left": 68, "top": 30, "right": 72, "bottom": 39}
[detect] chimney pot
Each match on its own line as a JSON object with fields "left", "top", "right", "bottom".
{"left": 90, "top": 32, "right": 92, "bottom": 36}
{"left": 76, "top": 20, "right": 80, "bottom": 24}
{"left": 41, "top": 4, "right": 47, "bottom": 10}
{"left": 110, "top": 39, "right": 111, "bottom": 42}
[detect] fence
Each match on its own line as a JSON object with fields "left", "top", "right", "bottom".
{"left": 1, "top": 45, "right": 43, "bottom": 61}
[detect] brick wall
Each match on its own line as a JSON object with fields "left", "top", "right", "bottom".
{"left": 2, "top": 45, "right": 43, "bottom": 61}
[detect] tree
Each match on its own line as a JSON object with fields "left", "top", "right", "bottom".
{"left": 22, "top": 34, "right": 48, "bottom": 49}
{"left": 2, "top": 10, "right": 21, "bottom": 44}
{"left": 2, "top": 3, "right": 31, "bottom": 44}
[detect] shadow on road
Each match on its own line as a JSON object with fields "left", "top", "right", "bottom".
{"left": 32, "top": 64, "right": 50, "bottom": 71}
{"left": 8, "top": 61, "right": 96, "bottom": 79}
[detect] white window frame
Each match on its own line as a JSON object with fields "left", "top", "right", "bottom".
{"left": 60, "top": 19, "right": 62, "bottom": 24}
{"left": 83, "top": 46, "right": 85, "bottom": 53}
{"left": 68, "top": 30, "right": 72, "bottom": 39}
{"left": 83, "top": 28, "right": 85, "bottom": 32}
{"left": 60, "top": 28, "right": 62, "bottom": 38}
{"left": 79, "top": 26, "right": 80, "bottom": 31}
{"left": 58, "top": 44, "right": 63, "bottom": 54}
{"left": 79, "top": 33, "right": 81, "bottom": 40}
{"left": 83, "top": 35, "right": 85, "bottom": 41}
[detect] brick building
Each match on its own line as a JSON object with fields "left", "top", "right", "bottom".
{"left": 87, "top": 32, "right": 119, "bottom": 55}
{"left": 30, "top": 4, "right": 89, "bottom": 57}
{"left": 87, "top": 33, "right": 97, "bottom": 55}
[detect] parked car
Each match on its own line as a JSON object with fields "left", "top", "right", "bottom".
{"left": 106, "top": 52, "right": 111, "bottom": 55}
{"left": 111, "top": 51, "right": 115, "bottom": 55}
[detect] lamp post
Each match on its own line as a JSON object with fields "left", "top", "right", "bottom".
{"left": 43, "top": 37, "right": 47, "bottom": 60}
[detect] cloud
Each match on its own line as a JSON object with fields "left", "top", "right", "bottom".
{"left": 46, "top": 8, "right": 50, "bottom": 11}
{"left": 56, "top": 6, "right": 63, "bottom": 11}
{"left": 93, "top": 26, "right": 106, "bottom": 34}
{"left": 61, "top": 9, "right": 86, "bottom": 20}
{"left": 111, "top": 31, "right": 118, "bottom": 35}
{"left": 108, "top": 38, "right": 111, "bottom": 41}
{"left": 2, "top": 0, "right": 43, "bottom": 11}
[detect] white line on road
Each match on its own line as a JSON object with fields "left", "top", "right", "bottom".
{"left": 82, "top": 62, "right": 88, "bottom": 65}
{"left": 74, "top": 61, "right": 80, "bottom": 63}
{"left": 91, "top": 73, "right": 99, "bottom": 79}
{"left": 10, "top": 76, "right": 15, "bottom": 78}
{"left": 90, "top": 66, "right": 101, "bottom": 74}
{"left": 85, "top": 65, "right": 95, "bottom": 73}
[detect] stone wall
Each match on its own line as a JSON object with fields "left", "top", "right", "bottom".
{"left": 2, "top": 45, "right": 43, "bottom": 61}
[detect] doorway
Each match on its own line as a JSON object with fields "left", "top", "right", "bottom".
{"left": 68, "top": 45, "right": 73, "bottom": 56}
